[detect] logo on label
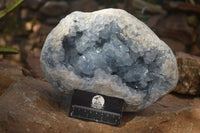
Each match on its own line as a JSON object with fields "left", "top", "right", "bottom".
{"left": 91, "top": 95, "right": 105, "bottom": 109}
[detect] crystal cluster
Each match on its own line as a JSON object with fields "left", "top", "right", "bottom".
{"left": 40, "top": 9, "right": 178, "bottom": 111}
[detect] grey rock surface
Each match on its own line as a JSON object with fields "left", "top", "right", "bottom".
{"left": 40, "top": 9, "right": 178, "bottom": 111}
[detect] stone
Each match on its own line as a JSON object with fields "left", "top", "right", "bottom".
{"left": 161, "top": 38, "right": 186, "bottom": 53}
{"left": 131, "top": 0, "right": 166, "bottom": 14}
{"left": 2, "top": 44, "right": 23, "bottom": 67}
{"left": 153, "top": 13, "right": 197, "bottom": 45}
{"left": 25, "top": 51, "right": 44, "bottom": 79}
{"left": 146, "top": 15, "right": 165, "bottom": 28}
{"left": 0, "top": 37, "right": 6, "bottom": 46}
{"left": 0, "top": 77, "right": 200, "bottom": 133}
{"left": 190, "top": 45, "right": 200, "bottom": 56}
{"left": 32, "top": 24, "right": 42, "bottom": 33}
{"left": 69, "top": 0, "right": 98, "bottom": 12}
{"left": 23, "top": 0, "right": 44, "bottom": 10}
{"left": 173, "top": 52, "right": 200, "bottom": 95}
{"left": 30, "top": 24, "right": 53, "bottom": 49}
{"left": 187, "top": 15, "right": 199, "bottom": 27}
{"left": 39, "top": 1, "right": 69, "bottom": 17}
{"left": 0, "top": 61, "right": 24, "bottom": 96}
{"left": 45, "top": 17, "right": 60, "bottom": 26}
{"left": 40, "top": 9, "right": 178, "bottom": 111}
{"left": 164, "top": 1, "right": 200, "bottom": 14}
{"left": 20, "top": 9, "right": 36, "bottom": 20}
{"left": 25, "top": 22, "right": 33, "bottom": 31}
{"left": 0, "top": 1, "right": 5, "bottom": 10}
{"left": 194, "top": 25, "right": 200, "bottom": 53}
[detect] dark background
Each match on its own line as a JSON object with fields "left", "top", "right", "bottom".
{"left": 0, "top": 0, "right": 200, "bottom": 67}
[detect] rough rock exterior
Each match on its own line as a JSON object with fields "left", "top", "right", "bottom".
{"left": 1, "top": 78, "right": 200, "bottom": 133}
{"left": 0, "top": 62, "right": 23, "bottom": 96}
{"left": 174, "top": 52, "right": 200, "bottom": 95}
{"left": 40, "top": 9, "right": 178, "bottom": 111}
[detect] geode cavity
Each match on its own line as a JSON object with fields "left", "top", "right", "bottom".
{"left": 40, "top": 9, "right": 178, "bottom": 111}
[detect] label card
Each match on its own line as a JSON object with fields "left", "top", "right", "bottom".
{"left": 69, "top": 89, "right": 124, "bottom": 126}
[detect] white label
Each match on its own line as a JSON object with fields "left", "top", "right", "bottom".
{"left": 91, "top": 95, "right": 105, "bottom": 109}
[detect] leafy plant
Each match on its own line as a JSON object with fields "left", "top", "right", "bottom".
{"left": 0, "top": 0, "right": 24, "bottom": 55}
{"left": 0, "top": 0, "right": 25, "bottom": 19}
{"left": 0, "top": 46, "right": 18, "bottom": 54}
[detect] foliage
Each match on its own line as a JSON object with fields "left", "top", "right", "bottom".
{"left": 0, "top": 0, "right": 24, "bottom": 55}
{"left": 0, "top": 0, "right": 25, "bottom": 19}
{"left": 1, "top": 13, "right": 25, "bottom": 35}
{"left": 0, "top": 46, "right": 18, "bottom": 54}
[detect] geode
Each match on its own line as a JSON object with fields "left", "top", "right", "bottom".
{"left": 40, "top": 9, "right": 178, "bottom": 112}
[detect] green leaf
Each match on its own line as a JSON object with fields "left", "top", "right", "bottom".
{"left": 0, "top": 0, "right": 25, "bottom": 19}
{"left": 0, "top": 46, "right": 18, "bottom": 54}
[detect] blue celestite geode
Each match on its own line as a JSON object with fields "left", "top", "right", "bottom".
{"left": 40, "top": 9, "right": 178, "bottom": 111}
